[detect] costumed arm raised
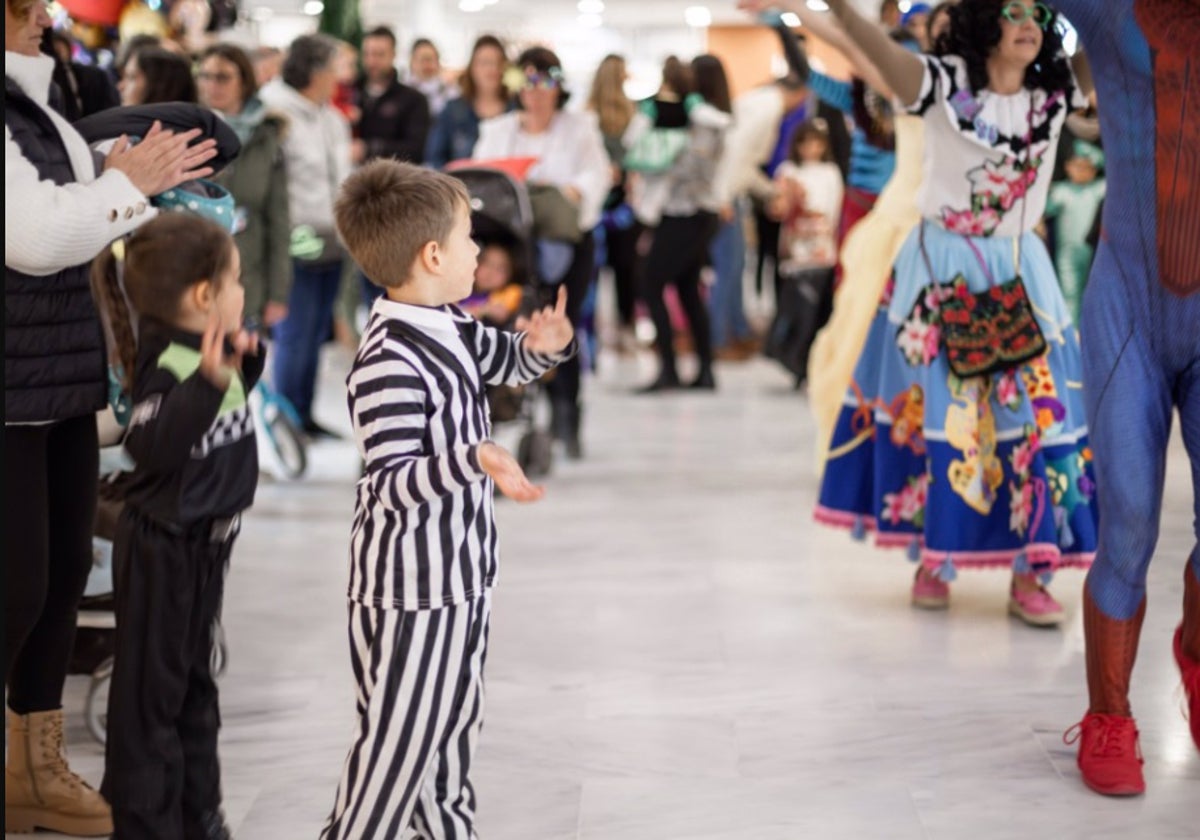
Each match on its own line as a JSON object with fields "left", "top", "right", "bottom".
{"left": 742, "top": 0, "right": 924, "bottom": 106}
{"left": 765, "top": 4, "right": 896, "bottom": 101}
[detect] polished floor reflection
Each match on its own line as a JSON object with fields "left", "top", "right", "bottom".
{"left": 26, "top": 348, "right": 1197, "bottom": 839}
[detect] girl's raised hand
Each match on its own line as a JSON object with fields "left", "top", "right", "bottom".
{"left": 515, "top": 286, "right": 574, "bottom": 354}
{"left": 199, "top": 312, "right": 233, "bottom": 391}
{"left": 229, "top": 328, "right": 260, "bottom": 371}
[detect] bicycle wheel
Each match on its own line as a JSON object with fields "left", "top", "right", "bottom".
{"left": 267, "top": 412, "right": 307, "bottom": 479}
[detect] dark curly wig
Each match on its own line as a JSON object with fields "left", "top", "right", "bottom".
{"left": 932, "top": 0, "right": 1073, "bottom": 95}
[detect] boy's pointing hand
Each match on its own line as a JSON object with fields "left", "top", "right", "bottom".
{"left": 515, "top": 286, "right": 574, "bottom": 354}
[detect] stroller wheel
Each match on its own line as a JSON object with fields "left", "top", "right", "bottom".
{"left": 267, "top": 411, "right": 308, "bottom": 479}
{"left": 517, "top": 430, "right": 554, "bottom": 479}
{"left": 84, "top": 657, "right": 114, "bottom": 745}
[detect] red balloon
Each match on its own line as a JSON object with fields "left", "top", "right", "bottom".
{"left": 60, "top": 0, "right": 127, "bottom": 26}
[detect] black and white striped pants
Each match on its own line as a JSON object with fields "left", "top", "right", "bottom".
{"left": 321, "top": 594, "right": 491, "bottom": 840}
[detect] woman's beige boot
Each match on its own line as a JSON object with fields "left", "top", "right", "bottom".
{"left": 5, "top": 708, "right": 113, "bottom": 836}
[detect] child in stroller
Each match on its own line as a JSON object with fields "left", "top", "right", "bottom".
{"left": 462, "top": 243, "right": 524, "bottom": 328}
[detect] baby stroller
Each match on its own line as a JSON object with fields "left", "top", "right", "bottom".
{"left": 448, "top": 163, "right": 556, "bottom": 478}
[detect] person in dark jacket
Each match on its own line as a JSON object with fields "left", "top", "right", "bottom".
{"left": 90, "top": 212, "right": 263, "bottom": 840}
{"left": 424, "top": 34, "right": 511, "bottom": 169}
{"left": 43, "top": 28, "right": 118, "bottom": 122}
{"left": 351, "top": 25, "right": 430, "bottom": 166}
{"left": 4, "top": 0, "right": 217, "bottom": 833}
{"left": 199, "top": 42, "right": 293, "bottom": 329}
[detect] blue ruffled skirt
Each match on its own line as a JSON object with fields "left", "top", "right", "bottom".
{"left": 815, "top": 222, "right": 1098, "bottom": 582}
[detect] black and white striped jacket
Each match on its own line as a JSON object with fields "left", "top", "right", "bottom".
{"left": 347, "top": 298, "right": 572, "bottom": 610}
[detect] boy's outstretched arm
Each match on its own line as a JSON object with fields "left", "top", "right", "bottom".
{"left": 466, "top": 286, "right": 577, "bottom": 387}
{"left": 351, "top": 357, "right": 488, "bottom": 510}
{"left": 352, "top": 354, "right": 545, "bottom": 505}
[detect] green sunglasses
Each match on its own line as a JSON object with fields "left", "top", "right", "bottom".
{"left": 1001, "top": 1, "right": 1053, "bottom": 28}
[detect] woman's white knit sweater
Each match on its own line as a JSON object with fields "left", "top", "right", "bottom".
{"left": 5, "top": 51, "right": 151, "bottom": 277}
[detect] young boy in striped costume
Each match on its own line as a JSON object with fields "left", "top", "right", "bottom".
{"left": 320, "top": 160, "right": 575, "bottom": 839}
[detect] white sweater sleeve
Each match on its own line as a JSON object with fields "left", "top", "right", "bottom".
{"left": 5, "top": 126, "right": 152, "bottom": 277}
{"left": 470, "top": 115, "right": 511, "bottom": 160}
{"left": 566, "top": 114, "right": 613, "bottom": 231}
{"left": 713, "top": 93, "right": 781, "bottom": 205}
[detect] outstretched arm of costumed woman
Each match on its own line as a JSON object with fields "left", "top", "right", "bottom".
{"left": 762, "top": 2, "right": 896, "bottom": 102}
{"left": 741, "top": 0, "right": 924, "bottom": 105}
{"left": 1069, "top": 49, "right": 1095, "bottom": 101}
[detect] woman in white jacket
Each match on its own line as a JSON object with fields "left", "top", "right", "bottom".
{"left": 473, "top": 46, "right": 610, "bottom": 459}
{"left": 5, "top": 1, "right": 216, "bottom": 833}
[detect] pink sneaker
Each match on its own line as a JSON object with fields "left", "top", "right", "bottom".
{"left": 1008, "top": 576, "right": 1064, "bottom": 626}
{"left": 1173, "top": 625, "right": 1200, "bottom": 751}
{"left": 912, "top": 567, "right": 949, "bottom": 610}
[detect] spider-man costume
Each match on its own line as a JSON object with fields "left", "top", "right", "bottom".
{"left": 1053, "top": 0, "right": 1199, "bottom": 796}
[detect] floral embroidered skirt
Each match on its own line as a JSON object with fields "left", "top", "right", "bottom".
{"left": 814, "top": 223, "right": 1097, "bottom": 581}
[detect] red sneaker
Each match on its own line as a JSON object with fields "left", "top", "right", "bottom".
{"left": 1064, "top": 713, "right": 1145, "bottom": 796}
{"left": 1172, "top": 625, "right": 1200, "bottom": 751}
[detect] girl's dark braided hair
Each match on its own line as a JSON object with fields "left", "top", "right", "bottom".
{"left": 91, "top": 213, "right": 236, "bottom": 390}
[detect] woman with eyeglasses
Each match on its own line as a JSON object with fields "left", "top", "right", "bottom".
{"left": 746, "top": 0, "right": 1098, "bottom": 626}
{"left": 473, "top": 46, "right": 611, "bottom": 459}
{"left": 198, "top": 43, "right": 293, "bottom": 331}
{"left": 424, "top": 34, "right": 512, "bottom": 169}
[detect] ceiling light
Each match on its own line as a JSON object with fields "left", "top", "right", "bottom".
{"left": 684, "top": 5, "right": 711, "bottom": 27}
{"left": 302, "top": 0, "right": 323, "bottom": 15}
{"left": 806, "top": 0, "right": 829, "bottom": 11}
{"left": 898, "top": 1, "right": 912, "bottom": 12}
{"left": 577, "top": 0, "right": 604, "bottom": 13}
{"left": 459, "top": 0, "right": 485, "bottom": 9}
{"left": 579, "top": 12, "right": 604, "bottom": 27}
{"left": 781, "top": 12, "right": 799, "bottom": 26}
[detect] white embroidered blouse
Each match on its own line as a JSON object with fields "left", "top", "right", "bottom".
{"left": 907, "top": 55, "right": 1087, "bottom": 238}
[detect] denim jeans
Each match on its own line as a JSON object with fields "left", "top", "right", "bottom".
{"left": 708, "top": 199, "right": 752, "bottom": 347}
{"left": 274, "top": 259, "right": 343, "bottom": 424}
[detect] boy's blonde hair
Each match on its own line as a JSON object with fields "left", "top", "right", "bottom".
{"left": 335, "top": 160, "right": 470, "bottom": 288}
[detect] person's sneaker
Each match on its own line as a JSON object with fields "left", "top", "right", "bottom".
{"left": 1008, "top": 576, "right": 1064, "bottom": 626}
{"left": 912, "top": 567, "right": 949, "bottom": 610}
{"left": 1064, "top": 712, "right": 1145, "bottom": 796}
{"left": 1173, "top": 625, "right": 1200, "bottom": 751}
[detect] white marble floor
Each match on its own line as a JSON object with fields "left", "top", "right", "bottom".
{"left": 22, "top": 347, "right": 1198, "bottom": 840}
